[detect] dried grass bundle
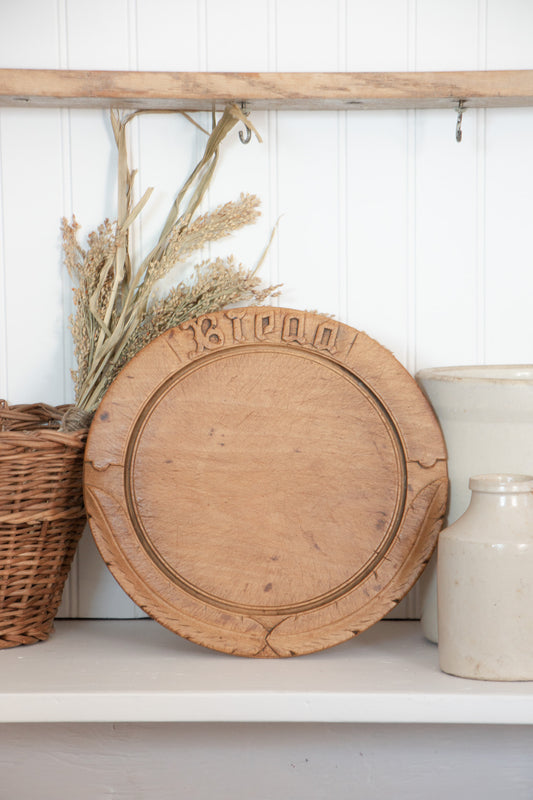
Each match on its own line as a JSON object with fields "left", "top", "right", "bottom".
{"left": 62, "top": 105, "right": 280, "bottom": 425}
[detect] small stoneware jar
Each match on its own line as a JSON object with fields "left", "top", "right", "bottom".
{"left": 438, "top": 474, "right": 533, "bottom": 681}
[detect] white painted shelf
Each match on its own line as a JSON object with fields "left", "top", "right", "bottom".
{"left": 0, "top": 620, "right": 532, "bottom": 725}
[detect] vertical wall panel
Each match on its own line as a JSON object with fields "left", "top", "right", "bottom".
{"left": 195, "top": 110, "right": 276, "bottom": 299}
{"left": 414, "top": 5, "right": 481, "bottom": 370}
{"left": 345, "top": 3, "right": 409, "bottom": 362}
{"left": 344, "top": 112, "right": 410, "bottom": 360}
{"left": 1, "top": 1, "right": 533, "bottom": 619}
{"left": 483, "top": 109, "right": 533, "bottom": 363}
{"left": 0, "top": 1, "right": 77, "bottom": 616}
{"left": 65, "top": 0, "right": 134, "bottom": 228}
{"left": 62, "top": 0, "right": 142, "bottom": 618}
{"left": 136, "top": 0, "right": 203, "bottom": 267}
{"left": 345, "top": 2, "right": 412, "bottom": 618}
{"left": 136, "top": 0, "right": 200, "bottom": 70}
{"left": 413, "top": 112, "right": 480, "bottom": 369}
{"left": 0, "top": 0, "right": 59, "bottom": 67}
{"left": 64, "top": 2, "right": 141, "bottom": 618}
{"left": 486, "top": 0, "right": 533, "bottom": 68}
{"left": 276, "top": 0, "right": 340, "bottom": 71}
{"left": 346, "top": 0, "right": 409, "bottom": 71}
{"left": 415, "top": 0, "right": 479, "bottom": 70}
{"left": 275, "top": 2, "right": 343, "bottom": 317}
{"left": 131, "top": 114, "right": 204, "bottom": 268}
{"left": 63, "top": 0, "right": 133, "bottom": 69}
{"left": 0, "top": 108, "right": 66, "bottom": 403}
{"left": 0, "top": 1, "right": 64, "bottom": 404}
{"left": 484, "top": 2, "right": 533, "bottom": 364}
{"left": 204, "top": 0, "right": 272, "bottom": 278}
{"left": 275, "top": 110, "right": 343, "bottom": 315}
{"left": 205, "top": 0, "right": 270, "bottom": 71}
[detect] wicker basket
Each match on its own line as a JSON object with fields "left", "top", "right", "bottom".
{"left": 0, "top": 401, "right": 88, "bottom": 648}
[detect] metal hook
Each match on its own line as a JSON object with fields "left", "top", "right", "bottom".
{"left": 455, "top": 101, "right": 465, "bottom": 143}
{"left": 238, "top": 103, "right": 252, "bottom": 144}
{"left": 239, "top": 125, "right": 252, "bottom": 145}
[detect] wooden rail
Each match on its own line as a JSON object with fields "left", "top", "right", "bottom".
{"left": 1, "top": 69, "right": 533, "bottom": 111}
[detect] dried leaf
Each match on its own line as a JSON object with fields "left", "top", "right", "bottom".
{"left": 63, "top": 104, "right": 280, "bottom": 416}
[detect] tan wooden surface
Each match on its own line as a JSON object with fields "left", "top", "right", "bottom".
{"left": 84, "top": 307, "right": 447, "bottom": 657}
{"left": 1, "top": 68, "right": 533, "bottom": 110}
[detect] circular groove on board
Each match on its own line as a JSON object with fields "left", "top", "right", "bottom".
{"left": 123, "top": 345, "right": 407, "bottom": 615}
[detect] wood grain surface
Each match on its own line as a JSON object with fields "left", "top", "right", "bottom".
{"left": 84, "top": 307, "right": 447, "bottom": 656}
{"left": 1, "top": 68, "right": 533, "bottom": 110}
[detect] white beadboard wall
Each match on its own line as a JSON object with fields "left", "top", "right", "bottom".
{"left": 1, "top": 0, "right": 533, "bottom": 620}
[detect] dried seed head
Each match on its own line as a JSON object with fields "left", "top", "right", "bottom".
{"left": 62, "top": 106, "right": 280, "bottom": 415}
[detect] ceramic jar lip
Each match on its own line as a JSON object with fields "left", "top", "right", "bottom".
{"left": 416, "top": 365, "right": 533, "bottom": 383}
{"left": 469, "top": 474, "right": 533, "bottom": 493}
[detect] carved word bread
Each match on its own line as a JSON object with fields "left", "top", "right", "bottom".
{"left": 84, "top": 307, "right": 447, "bottom": 657}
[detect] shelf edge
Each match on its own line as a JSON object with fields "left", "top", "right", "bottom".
{"left": 1, "top": 69, "right": 533, "bottom": 111}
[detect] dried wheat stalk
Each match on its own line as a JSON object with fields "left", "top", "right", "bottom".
{"left": 62, "top": 104, "right": 280, "bottom": 424}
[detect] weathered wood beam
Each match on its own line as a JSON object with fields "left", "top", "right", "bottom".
{"left": 1, "top": 69, "right": 533, "bottom": 111}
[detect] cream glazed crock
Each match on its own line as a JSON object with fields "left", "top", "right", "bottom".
{"left": 438, "top": 474, "right": 533, "bottom": 681}
{"left": 416, "top": 365, "right": 533, "bottom": 643}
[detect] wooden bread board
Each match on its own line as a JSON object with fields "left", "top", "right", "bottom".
{"left": 84, "top": 307, "right": 447, "bottom": 657}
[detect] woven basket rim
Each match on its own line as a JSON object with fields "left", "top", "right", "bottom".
{"left": 0, "top": 428, "right": 88, "bottom": 446}
{"left": 0, "top": 401, "right": 90, "bottom": 439}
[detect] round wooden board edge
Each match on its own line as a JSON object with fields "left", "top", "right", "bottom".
{"left": 83, "top": 306, "right": 448, "bottom": 657}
